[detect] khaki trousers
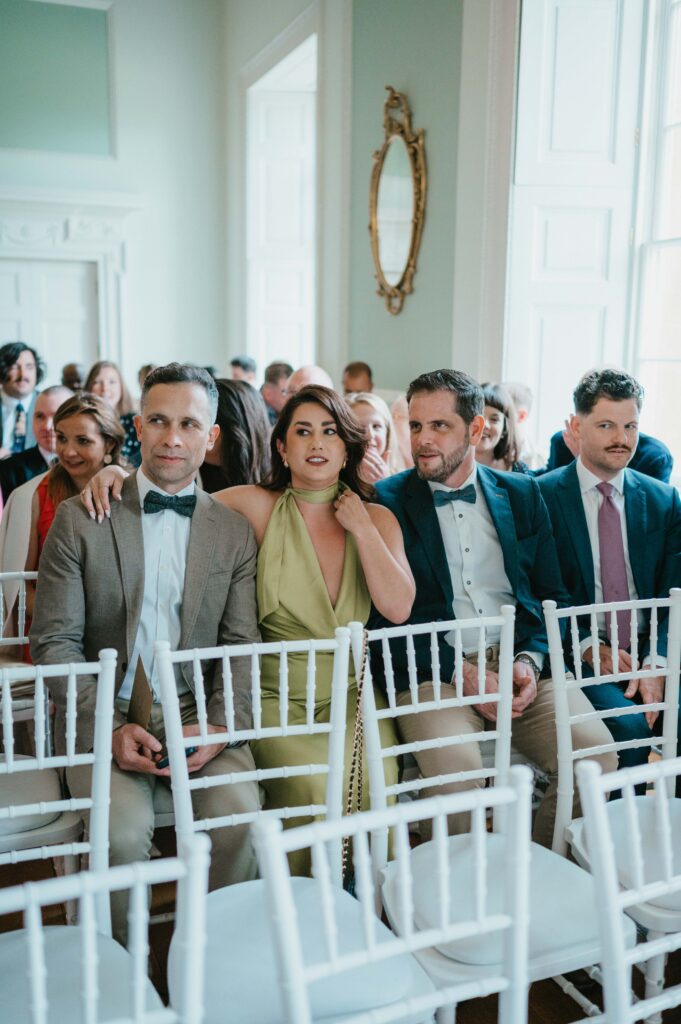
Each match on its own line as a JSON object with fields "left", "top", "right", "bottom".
{"left": 395, "top": 649, "right": 617, "bottom": 847}
{"left": 67, "top": 693, "right": 260, "bottom": 944}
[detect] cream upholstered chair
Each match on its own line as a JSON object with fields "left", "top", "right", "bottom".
{"left": 0, "top": 832, "right": 210, "bottom": 1024}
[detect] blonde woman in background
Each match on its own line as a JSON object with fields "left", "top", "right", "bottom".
{"left": 346, "top": 391, "right": 405, "bottom": 483}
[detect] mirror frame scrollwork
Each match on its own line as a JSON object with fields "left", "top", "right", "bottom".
{"left": 369, "top": 86, "right": 427, "bottom": 315}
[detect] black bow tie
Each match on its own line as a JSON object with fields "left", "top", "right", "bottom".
{"left": 143, "top": 491, "right": 196, "bottom": 518}
{"left": 432, "top": 484, "right": 476, "bottom": 507}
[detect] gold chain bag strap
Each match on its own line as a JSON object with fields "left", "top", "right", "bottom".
{"left": 342, "top": 627, "right": 369, "bottom": 887}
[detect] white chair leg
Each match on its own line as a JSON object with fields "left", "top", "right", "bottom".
{"left": 54, "top": 853, "right": 80, "bottom": 924}
{"left": 436, "top": 1004, "right": 456, "bottom": 1024}
{"left": 643, "top": 932, "right": 666, "bottom": 1024}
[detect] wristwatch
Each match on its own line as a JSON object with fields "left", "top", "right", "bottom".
{"left": 513, "top": 654, "right": 541, "bottom": 683}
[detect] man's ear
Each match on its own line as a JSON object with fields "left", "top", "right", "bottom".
{"left": 133, "top": 414, "right": 142, "bottom": 441}
{"left": 206, "top": 424, "right": 220, "bottom": 451}
{"left": 570, "top": 413, "right": 581, "bottom": 441}
{"left": 469, "top": 414, "right": 486, "bottom": 447}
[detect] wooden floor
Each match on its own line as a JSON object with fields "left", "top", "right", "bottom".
{"left": 2, "top": 835, "right": 680, "bottom": 1023}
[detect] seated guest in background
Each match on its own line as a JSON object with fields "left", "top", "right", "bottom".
{"left": 0, "top": 386, "right": 72, "bottom": 504}
{"left": 31, "top": 364, "right": 261, "bottom": 943}
{"left": 286, "top": 364, "right": 333, "bottom": 396}
{"left": 389, "top": 394, "right": 414, "bottom": 471}
{"left": 138, "top": 363, "right": 157, "bottom": 390}
{"left": 25, "top": 394, "right": 125, "bottom": 615}
{"left": 200, "top": 379, "right": 271, "bottom": 492}
{"left": 230, "top": 354, "right": 256, "bottom": 384}
{"left": 371, "top": 369, "right": 616, "bottom": 847}
{"left": 85, "top": 360, "right": 141, "bottom": 467}
{"left": 261, "top": 361, "right": 293, "bottom": 425}
{"left": 342, "top": 360, "right": 373, "bottom": 395}
{"left": 214, "top": 385, "right": 413, "bottom": 872}
{"left": 538, "top": 369, "right": 681, "bottom": 781}
{"left": 61, "top": 362, "right": 86, "bottom": 392}
{"left": 0, "top": 341, "right": 45, "bottom": 458}
{"left": 503, "top": 381, "right": 545, "bottom": 470}
{"left": 346, "top": 391, "right": 403, "bottom": 482}
{"left": 475, "top": 383, "right": 530, "bottom": 474}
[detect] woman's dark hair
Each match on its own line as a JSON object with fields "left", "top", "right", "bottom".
{"left": 85, "top": 360, "right": 136, "bottom": 417}
{"left": 481, "top": 383, "right": 521, "bottom": 469}
{"left": 0, "top": 342, "right": 46, "bottom": 386}
{"left": 213, "top": 379, "right": 271, "bottom": 487}
{"left": 261, "top": 385, "right": 372, "bottom": 498}
{"left": 48, "top": 393, "right": 125, "bottom": 506}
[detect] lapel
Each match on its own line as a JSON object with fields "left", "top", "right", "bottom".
{"left": 180, "top": 488, "right": 218, "bottom": 647}
{"left": 109, "top": 475, "right": 146, "bottom": 657}
{"left": 623, "top": 470, "right": 647, "bottom": 594}
{"left": 557, "top": 462, "right": 595, "bottom": 598}
{"left": 403, "top": 471, "right": 453, "bottom": 606}
{"left": 477, "top": 466, "right": 519, "bottom": 594}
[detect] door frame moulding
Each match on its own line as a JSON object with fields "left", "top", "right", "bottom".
{"left": 0, "top": 188, "right": 140, "bottom": 365}
{"left": 235, "top": 0, "right": 352, "bottom": 382}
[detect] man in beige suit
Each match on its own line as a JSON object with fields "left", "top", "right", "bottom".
{"left": 30, "top": 363, "right": 261, "bottom": 941}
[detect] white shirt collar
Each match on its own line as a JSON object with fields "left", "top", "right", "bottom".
{"left": 1, "top": 390, "right": 33, "bottom": 413}
{"left": 576, "top": 457, "right": 625, "bottom": 497}
{"left": 428, "top": 465, "right": 478, "bottom": 496}
{"left": 136, "top": 467, "right": 196, "bottom": 507}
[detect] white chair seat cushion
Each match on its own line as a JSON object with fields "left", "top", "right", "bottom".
{"left": 0, "top": 757, "right": 62, "bottom": 836}
{"left": 570, "top": 797, "right": 681, "bottom": 912}
{"left": 170, "top": 877, "right": 434, "bottom": 1024}
{"left": 402, "top": 833, "right": 601, "bottom": 966}
{"left": 0, "top": 925, "right": 163, "bottom": 1022}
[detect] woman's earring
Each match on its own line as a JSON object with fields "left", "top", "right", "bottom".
{"left": 342, "top": 458, "right": 347, "bottom": 469}
{"left": 283, "top": 457, "right": 289, "bottom": 468}
{"left": 103, "top": 453, "right": 112, "bottom": 465}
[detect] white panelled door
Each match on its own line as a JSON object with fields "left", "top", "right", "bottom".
{"left": 505, "top": 0, "right": 645, "bottom": 454}
{"left": 246, "top": 90, "right": 316, "bottom": 374}
{"left": 0, "top": 259, "right": 99, "bottom": 384}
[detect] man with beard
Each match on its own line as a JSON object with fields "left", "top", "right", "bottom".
{"left": 538, "top": 369, "right": 681, "bottom": 776}
{"left": 371, "top": 368, "right": 615, "bottom": 847}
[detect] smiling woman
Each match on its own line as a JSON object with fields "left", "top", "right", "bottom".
{"left": 215, "top": 385, "right": 415, "bottom": 872}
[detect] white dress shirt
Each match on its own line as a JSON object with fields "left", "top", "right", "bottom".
{"left": 117, "top": 469, "right": 193, "bottom": 700}
{"left": 1, "top": 391, "right": 34, "bottom": 450}
{"left": 575, "top": 458, "right": 662, "bottom": 667}
{"left": 429, "top": 467, "right": 542, "bottom": 668}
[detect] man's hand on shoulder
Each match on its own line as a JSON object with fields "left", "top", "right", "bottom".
{"left": 112, "top": 723, "right": 169, "bottom": 776}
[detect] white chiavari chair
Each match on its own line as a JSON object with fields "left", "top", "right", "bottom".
{"left": 0, "top": 832, "right": 210, "bottom": 1024}
{"left": 577, "top": 756, "right": 681, "bottom": 1024}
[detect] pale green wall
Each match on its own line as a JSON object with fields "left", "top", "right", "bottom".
{"left": 0, "top": 0, "right": 111, "bottom": 155}
{"left": 349, "top": 0, "right": 463, "bottom": 390}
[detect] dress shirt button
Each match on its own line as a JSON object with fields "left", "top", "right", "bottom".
{"left": 458, "top": 513, "right": 463, "bottom": 519}
{"left": 466, "top": 580, "right": 472, "bottom": 585}
{"left": 465, "top": 547, "right": 470, "bottom": 552}
{"left": 478, "top": 609, "right": 483, "bottom": 614}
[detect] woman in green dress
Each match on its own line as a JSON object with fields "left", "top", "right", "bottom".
{"left": 215, "top": 385, "right": 414, "bottom": 871}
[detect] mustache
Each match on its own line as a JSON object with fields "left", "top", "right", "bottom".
{"left": 606, "top": 445, "right": 631, "bottom": 451}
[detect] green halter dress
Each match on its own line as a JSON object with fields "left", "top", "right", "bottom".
{"left": 253, "top": 483, "right": 398, "bottom": 873}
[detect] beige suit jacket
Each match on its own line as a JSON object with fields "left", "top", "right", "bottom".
{"left": 30, "top": 474, "right": 259, "bottom": 752}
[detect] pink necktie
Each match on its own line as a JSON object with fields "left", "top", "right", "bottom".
{"left": 596, "top": 481, "right": 631, "bottom": 648}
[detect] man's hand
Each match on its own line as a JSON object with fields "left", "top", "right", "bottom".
{"left": 460, "top": 660, "right": 500, "bottom": 722}
{"left": 183, "top": 722, "right": 228, "bottom": 774}
{"left": 583, "top": 643, "right": 633, "bottom": 676}
{"left": 624, "top": 675, "right": 665, "bottom": 730}
{"left": 112, "top": 723, "right": 169, "bottom": 775}
{"left": 359, "top": 448, "right": 390, "bottom": 484}
{"left": 511, "top": 661, "right": 538, "bottom": 718}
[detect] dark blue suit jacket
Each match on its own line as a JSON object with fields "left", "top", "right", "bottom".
{"left": 537, "top": 462, "right": 681, "bottom": 659}
{"left": 540, "top": 431, "right": 673, "bottom": 484}
{"left": 371, "top": 466, "right": 571, "bottom": 689}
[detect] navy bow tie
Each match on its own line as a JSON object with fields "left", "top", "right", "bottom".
{"left": 143, "top": 491, "right": 196, "bottom": 518}
{"left": 432, "top": 484, "right": 476, "bottom": 507}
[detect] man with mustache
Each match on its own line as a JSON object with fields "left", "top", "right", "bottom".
{"left": 0, "top": 341, "right": 44, "bottom": 459}
{"left": 371, "top": 368, "right": 615, "bottom": 848}
{"left": 538, "top": 368, "right": 681, "bottom": 774}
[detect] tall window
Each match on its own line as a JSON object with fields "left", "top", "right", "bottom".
{"left": 634, "top": 0, "right": 681, "bottom": 482}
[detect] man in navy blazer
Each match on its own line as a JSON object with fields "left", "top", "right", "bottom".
{"left": 538, "top": 369, "right": 681, "bottom": 777}
{"left": 372, "top": 369, "right": 615, "bottom": 847}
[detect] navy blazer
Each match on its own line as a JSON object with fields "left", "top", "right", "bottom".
{"left": 540, "top": 431, "right": 673, "bottom": 484}
{"left": 538, "top": 462, "right": 681, "bottom": 659}
{"left": 371, "top": 466, "right": 571, "bottom": 689}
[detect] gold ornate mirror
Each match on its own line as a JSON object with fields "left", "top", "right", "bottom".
{"left": 369, "top": 86, "right": 427, "bottom": 315}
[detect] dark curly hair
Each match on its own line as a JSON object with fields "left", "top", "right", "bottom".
{"left": 261, "top": 385, "right": 372, "bottom": 498}
{"left": 213, "top": 378, "right": 270, "bottom": 486}
{"left": 0, "top": 342, "right": 46, "bottom": 386}
{"left": 573, "top": 369, "right": 644, "bottom": 415}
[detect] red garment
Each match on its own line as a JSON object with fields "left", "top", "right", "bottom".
{"left": 36, "top": 476, "right": 57, "bottom": 558}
